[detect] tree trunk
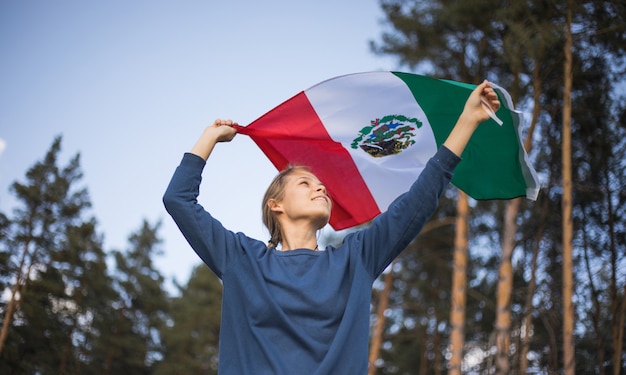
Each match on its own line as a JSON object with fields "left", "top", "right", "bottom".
{"left": 495, "top": 198, "right": 518, "bottom": 374}
{"left": 519, "top": 194, "right": 549, "bottom": 374}
{"left": 448, "top": 191, "right": 469, "bottom": 375}
{"left": 499, "top": 62, "right": 543, "bottom": 374}
{"left": 606, "top": 147, "right": 624, "bottom": 375}
{"left": 368, "top": 261, "right": 395, "bottom": 375}
{"left": 614, "top": 283, "right": 626, "bottom": 375}
{"left": 0, "top": 283, "right": 20, "bottom": 354}
{"left": 518, "top": 233, "right": 540, "bottom": 374}
{"left": 562, "top": 1, "right": 575, "bottom": 373}
{"left": 0, "top": 240, "right": 31, "bottom": 354}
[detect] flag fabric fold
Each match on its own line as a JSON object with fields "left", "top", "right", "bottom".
{"left": 235, "top": 71, "right": 540, "bottom": 230}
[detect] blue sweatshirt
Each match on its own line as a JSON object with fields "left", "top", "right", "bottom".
{"left": 163, "top": 146, "right": 460, "bottom": 374}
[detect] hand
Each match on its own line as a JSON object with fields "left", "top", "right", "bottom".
{"left": 190, "top": 118, "right": 238, "bottom": 160}
{"left": 461, "top": 80, "right": 501, "bottom": 125}
{"left": 210, "top": 118, "right": 238, "bottom": 143}
{"left": 443, "top": 80, "right": 502, "bottom": 156}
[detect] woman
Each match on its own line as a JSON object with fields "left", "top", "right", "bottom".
{"left": 163, "top": 80, "right": 500, "bottom": 374}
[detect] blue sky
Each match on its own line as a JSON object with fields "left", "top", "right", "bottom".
{"left": 0, "top": 0, "right": 398, "bottom": 291}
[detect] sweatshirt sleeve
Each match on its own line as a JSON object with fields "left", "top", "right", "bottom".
{"left": 351, "top": 146, "right": 461, "bottom": 278}
{"left": 162, "top": 153, "right": 239, "bottom": 279}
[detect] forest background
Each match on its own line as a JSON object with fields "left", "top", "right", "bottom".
{"left": 1, "top": 0, "right": 625, "bottom": 374}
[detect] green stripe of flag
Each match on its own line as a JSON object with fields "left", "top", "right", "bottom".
{"left": 393, "top": 71, "right": 539, "bottom": 200}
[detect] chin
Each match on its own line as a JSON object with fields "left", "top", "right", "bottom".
{"left": 314, "top": 216, "right": 330, "bottom": 230}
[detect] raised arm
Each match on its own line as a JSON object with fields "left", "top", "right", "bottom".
{"left": 356, "top": 79, "right": 501, "bottom": 276}
{"left": 162, "top": 118, "right": 240, "bottom": 277}
{"left": 443, "top": 80, "right": 500, "bottom": 156}
{"left": 190, "top": 119, "right": 238, "bottom": 160}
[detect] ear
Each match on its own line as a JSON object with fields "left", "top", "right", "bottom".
{"left": 267, "top": 198, "right": 283, "bottom": 213}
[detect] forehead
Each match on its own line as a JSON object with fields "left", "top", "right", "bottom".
{"left": 288, "top": 170, "right": 323, "bottom": 184}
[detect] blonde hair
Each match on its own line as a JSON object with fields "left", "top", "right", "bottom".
{"left": 262, "top": 165, "right": 313, "bottom": 248}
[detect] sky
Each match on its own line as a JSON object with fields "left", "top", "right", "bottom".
{"left": 0, "top": 0, "right": 399, "bottom": 292}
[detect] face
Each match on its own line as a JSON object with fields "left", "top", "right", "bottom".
{"left": 269, "top": 170, "right": 331, "bottom": 229}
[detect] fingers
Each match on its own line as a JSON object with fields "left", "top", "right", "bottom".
{"left": 462, "top": 80, "right": 503, "bottom": 125}
{"left": 214, "top": 118, "right": 238, "bottom": 127}
{"left": 473, "top": 80, "right": 502, "bottom": 125}
{"left": 209, "top": 118, "right": 238, "bottom": 143}
{"left": 477, "top": 81, "right": 500, "bottom": 111}
{"left": 485, "top": 92, "right": 500, "bottom": 111}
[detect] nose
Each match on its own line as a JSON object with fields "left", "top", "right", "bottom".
{"left": 316, "top": 184, "right": 326, "bottom": 195}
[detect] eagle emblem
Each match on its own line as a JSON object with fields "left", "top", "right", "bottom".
{"left": 351, "top": 115, "right": 422, "bottom": 157}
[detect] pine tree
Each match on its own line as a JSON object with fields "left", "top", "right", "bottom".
{"left": 109, "top": 219, "right": 169, "bottom": 374}
{"left": 155, "top": 264, "right": 222, "bottom": 375}
{"left": 54, "top": 219, "right": 118, "bottom": 375}
{"left": 0, "top": 136, "right": 116, "bottom": 374}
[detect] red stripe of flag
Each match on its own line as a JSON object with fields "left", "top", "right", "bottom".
{"left": 236, "top": 92, "right": 380, "bottom": 229}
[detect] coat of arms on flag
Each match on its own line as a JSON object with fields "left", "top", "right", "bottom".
{"left": 351, "top": 115, "right": 422, "bottom": 157}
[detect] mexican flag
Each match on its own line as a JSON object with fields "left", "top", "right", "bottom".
{"left": 235, "top": 71, "right": 540, "bottom": 230}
